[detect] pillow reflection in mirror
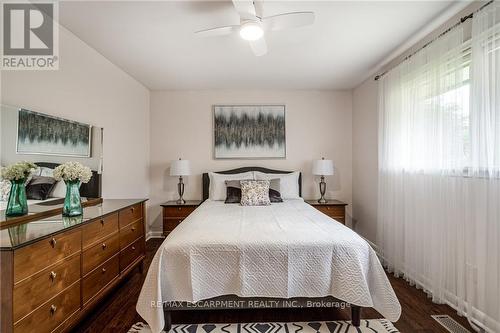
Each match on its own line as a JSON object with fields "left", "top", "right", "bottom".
{"left": 0, "top": 180, "right": 11, "bottom": 201}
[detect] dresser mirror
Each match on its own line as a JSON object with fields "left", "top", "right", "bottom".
{"left": 0, "top": 104, "right": 104, "bottom": 226}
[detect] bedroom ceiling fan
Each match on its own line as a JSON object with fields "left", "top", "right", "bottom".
{"left": 195, "top": 0, "right": 315, "bottom": 56}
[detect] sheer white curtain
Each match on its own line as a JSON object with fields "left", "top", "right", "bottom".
{"left": 377, "top": 3, "right": 500, "bottom": 332}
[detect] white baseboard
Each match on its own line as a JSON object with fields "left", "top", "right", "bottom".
{"left": 146, "top": 230, "right": 164, "bottom": 241}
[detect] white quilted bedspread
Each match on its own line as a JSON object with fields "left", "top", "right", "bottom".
{"left": 137, "top": 200, "right": 401, "bottom": 333}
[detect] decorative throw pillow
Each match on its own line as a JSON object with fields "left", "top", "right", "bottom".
{"left": 0, "top": 179, "right": 11, "bottom": 202}
{"left": 26, "top": 176, "right": 57, "bottom": 200}
{"left": 225, "top": 179, "right": 283, "bottom": 203}
{"left": 240, "top": 180, "right": 271, "bottom": 206}
{"left": 224, "top": 179, "right": 249, "bottom": 203}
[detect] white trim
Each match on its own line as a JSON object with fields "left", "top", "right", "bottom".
{"left": 382, "top": 256, "right": 499, "bottom": 332}
{"left": 146, "top": 231, "right": 164, "bottom": 241}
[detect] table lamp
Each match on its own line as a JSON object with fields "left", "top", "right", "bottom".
{"left": 170, "top": 158, "right": 191, "bottom": 204}
{"left": 312, "top": 157, "right": 334, "bottom": 204}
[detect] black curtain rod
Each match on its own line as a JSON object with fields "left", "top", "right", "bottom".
{"left": 374, "top": 0, "right": 494, "bottom": 81}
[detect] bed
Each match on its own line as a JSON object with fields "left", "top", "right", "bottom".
{"left": 137, "top": 167, "right": 401, "bottom": 333}
{"left": 34, "top": 162, "right": 101, "bottom": 198}
{"left": 0, "top": 162, "right": 101, "bottom": 211}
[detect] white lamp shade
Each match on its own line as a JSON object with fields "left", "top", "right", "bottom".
{"left": 312, "top": 159, "right": 334, "bottom": 176}
{"left": 170, "top": 159, "right": 191, "bottom": 176}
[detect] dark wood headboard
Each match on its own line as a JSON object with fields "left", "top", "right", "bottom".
{"left": 35, "top": 162, "right": 102, "bottom": 198}
{"left": 202, "top": 167, "right": 302, "bottom": 201}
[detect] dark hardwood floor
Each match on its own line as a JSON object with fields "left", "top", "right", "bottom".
{"left": 72, "top": 238, "right": 473, "bottom": 333}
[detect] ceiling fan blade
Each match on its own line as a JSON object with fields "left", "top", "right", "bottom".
{"left": 262, "top": 12, "right": 315, "bottom": 31}
{"left": 232, "top": 0, "right": 256, "bottom": 20}
{"left": 195, "top": 25, "right": 238, "bottom": 38}
{"left": 249, "top": 37, "right": 267, "bottom": 56}
{"left": 253, "top": 0, "right": 264, "bottom": 18}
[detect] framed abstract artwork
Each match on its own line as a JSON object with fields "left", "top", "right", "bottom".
{"left": 16, "top": 109, "right": 92, "bottom": 157}
{"left": 213, "top": 105, "right": 286, "bottom": 159}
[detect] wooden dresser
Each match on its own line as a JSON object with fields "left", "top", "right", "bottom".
{"left": 0, "top": 199, "right": 147, "bottom": 333}
{"left": 161, "top": 200, "right": 202, "bottom": 236}
{"left": 305, "top": 199, "right": 347, "bottom": 224}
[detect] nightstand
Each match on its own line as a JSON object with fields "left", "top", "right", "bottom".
{"left": 305, "top": 199, "right": 347, "bottom": 224}
{"left": 161, "top": 200, "right": 203, "bottom": 236}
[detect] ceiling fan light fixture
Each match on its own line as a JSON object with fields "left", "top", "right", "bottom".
{"left": 239, "top": 21, "right": 264, "bottom": 41}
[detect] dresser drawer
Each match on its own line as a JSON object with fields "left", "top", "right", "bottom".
{"left": 164, "top": 205, "right": 196, "bottom": 218}
{"left": 119, "top": 204, "right": 143, "bottom": 228}
{"left": 82, "top": 254, "right": 119, "bottom": 305}
{"left": 316, "top": 205, "right": 345, "bottom": 217}
{"left": 13, "top": 254, "right": 80, "bottom": 323}
{"left": 163, "top": 218, "right": 184, "bottom": 234}
{"left": 14, "top": 228, "right": 81, "bottom": 283}
{"left": 82, "top": 213, "right": 119, "bottom": 249}
{"left": 13, "top": 281, "right": 80, "bottom": 333}
{"left": 119, "top": 219, "right": 144, "bottom": 249}
{"left": 120, "top": 237, "right": 144, "bottom": 271}
{"left": 82, "top": 232, "right": 119, "bottom": 276}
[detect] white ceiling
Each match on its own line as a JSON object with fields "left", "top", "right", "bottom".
{"left": 59, "top": 1, "right": 457, "bottom": 90}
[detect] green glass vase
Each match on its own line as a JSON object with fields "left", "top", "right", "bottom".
{"left": 62, "top": 215, "right": 83, "bottom": 227}
{"left": 62, "top": 180, "right": 83, "bottom": 217}
{"left": 5, "top": 178, "right": 28, "bottom": 217}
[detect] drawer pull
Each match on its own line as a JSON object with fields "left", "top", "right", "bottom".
{"left": 50, "top": 304, "right": 57, "bottom": 315}
{"left": 50, "top": 271, "right": 57, "bottom": 281}
{"left": 131, "top": 227, "right": 136, "bottom": 232}
{"left": 326, "top": 207, "right": 330, "bottom": 210}
{"left": 131, "top": 207, "right": 135, "bottom": 212}
{"left": 102, "top": 267, "right": 106, "bottom": 273}
{"left": 50, "top": 237, "right": 57, "bottom": 248}
{"left": 100, "top": 219, "right": 105, "bottom": 225}
{"left": 102, "top": 243, "right": 107, "bottom": 249}
{"left": 132, "top": 246, "right": 136, "bottom": 250}
{"left": 178, "top": 207, "right": 182, "bottom": 211}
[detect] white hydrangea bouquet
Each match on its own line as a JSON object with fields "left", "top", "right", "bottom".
{"left": 1, "top": 161, "right": 37, "bottom": 216}
{"left": 53, "top": 161, "right": 92, "bottom": 184}
{"left": 0, "top": 161, "right": 37, "bottom": 181}
{"left": 54, "top": 162, "right": 92, "bottom": 217}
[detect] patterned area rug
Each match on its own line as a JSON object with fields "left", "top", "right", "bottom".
{"left": 128, "top": 320, "right": 400, "bottom": 333}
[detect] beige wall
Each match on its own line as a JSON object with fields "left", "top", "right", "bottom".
{"left": 0, "top": 24, "right": 354, "bottom": 237}
{"left": 1, "top": 24, "right": 150, "bottom": 199}
{"left": 149, "top": 90, "right": 353, "bottom": 233}
{"left": 352, "top": 78, "right": 379, "bottom": 243}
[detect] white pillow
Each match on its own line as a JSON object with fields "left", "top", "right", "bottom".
{"left": 40, "top": 167, "right": 54, "bottom": 177}
{"left": 51, "top": 180, "right": 83, "bottom": 198}
{"left": 25, "top": 166, "right": 42, "bottom": 185}
{"left": 254, "top": 171, "right": 300, "bottom": 199}
{"left": 208, "top": 171, "right": 254, "bottom": 201}
{"left": 51, "top": 180, "right": 66, "bottom": 198}
{"left": 32, "top": 167, "right": 42, "bottom": 176}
